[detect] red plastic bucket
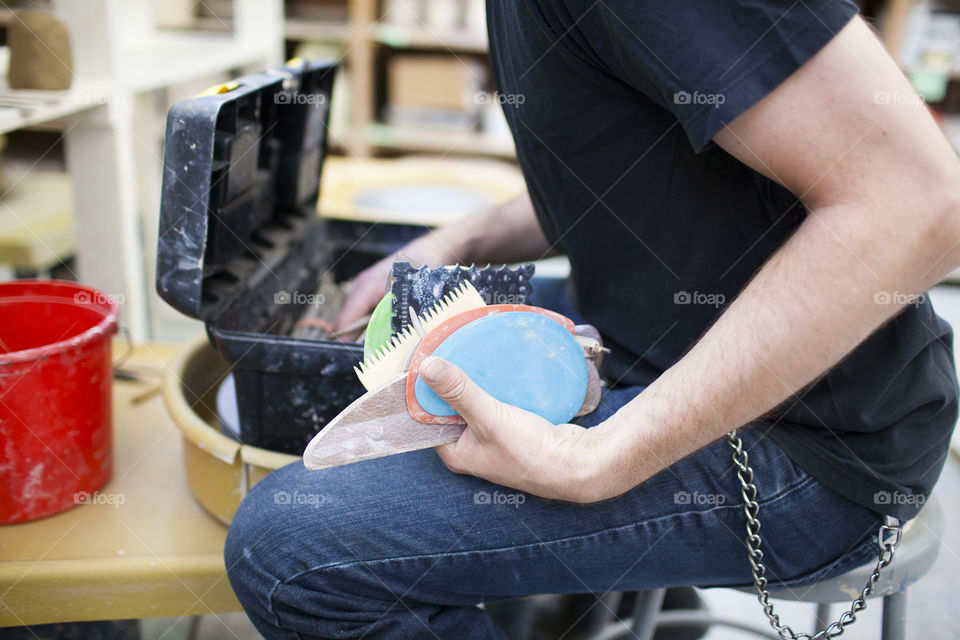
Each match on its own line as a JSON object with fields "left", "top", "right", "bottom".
{"left": 0, "top": 280, "right": 118, "bottom": 524}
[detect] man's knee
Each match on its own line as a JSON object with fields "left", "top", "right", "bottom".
{"left": 225, "top": 462, "right": 325, "bottom": 630}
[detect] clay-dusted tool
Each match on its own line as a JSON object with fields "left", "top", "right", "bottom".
{"left": 328, "top": 313, "right": 371, "bottom": 340}
{"left": 290, "top": 272, "right": 346, "bottom": 339}
{"left": 403, "top": 304, "right": 576, "bottom": 425}
{"left": 303, "top": 369, "right": 604, "bottom": 471}
{"left": 363, "top": 291, "right": 395, "bottom": 362}
{"left": 410, "top": 311, "right": 588, "bottom": 425}
{"left": 303, "top": 375, "right": 467, "bottom": 470}
{"left": 303, "top": 311, "right": 605, "bottom": 471}
{"left": 303, "top": 362, "right": 604, "bottom": 470}
{"left": 354, "top": 281, "right": 486, "bottom": 391}
{"left": 389, "top": 262, "right": 536, "bottom": 334}
{"left": 572, "top": 324, "right": 608, "bottom": 417}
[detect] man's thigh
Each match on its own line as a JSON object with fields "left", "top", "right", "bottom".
{"left": 226, "top": 422, "right": 882, "bottom": 611}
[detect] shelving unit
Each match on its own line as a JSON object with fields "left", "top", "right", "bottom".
{"left": 269, "top": 0, "right": 957, "bottom": 160}
{"left": 285, "top": 17, "right": 352, "bottom": 42}
{"left": 25, "top": 0, "right": 285, "bottom": 340}
{"left": 880, "top": 0, "right": 960, "bottom": 95}
{"left": 0, "top": 88, "right": 97, "bottom": 134}
{"left": 356, "top": 0, "right": 507, "bottom": 157}
{"left": 371, "top": 22, "right": 487, "bottom": 53}
{"left": 188, "top": 0, "right": 511, "bottom": 159}
{"left": 16, "top": 0, "right": 960, "bottom": 337}
{"left": 185, "top": 0, "right": 960, "bottom": 163}
{"left": 367, "top": 122, "right": 513, "bottom": 157}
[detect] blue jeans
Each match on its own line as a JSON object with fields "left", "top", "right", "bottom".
{"left": 225, "top": 386, "right": 884, "bottom": 639}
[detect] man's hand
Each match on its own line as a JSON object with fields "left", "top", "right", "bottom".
{"left": 333, "top": 254, "right": 396, "bottom": 341}
{"left": 422, "top": 356, "right": 606, "bottom": 502}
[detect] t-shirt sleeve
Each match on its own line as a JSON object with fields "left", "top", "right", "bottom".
{"left": 588, "top": 0, "right": 860, "bottom": 151}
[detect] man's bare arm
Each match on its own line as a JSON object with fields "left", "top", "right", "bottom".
{"left": 334, "top": 192, "right": 553, "bottom": 334}
{"left": 457, "top": 192, "right": 556, "bottom": 265}
{"left": 426, "top": 17, "right": 960, "bottom": 502}
{"left": 585, "top": 16, "right": 960, "bottom": 499}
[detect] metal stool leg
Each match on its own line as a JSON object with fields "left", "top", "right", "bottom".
{"left": 485, "top": 599, "right": 535, "bottom": 640}
{"left": 814, "top": 602, "right": 831, "bottom": 633}
{"left": 186, "top": 616, "right": 202, "bottom": 640}
{"left": 629, "top": 589, "right": 666, "bottom": 640}
{"left": 881, "top": 591, "right": 907, "bottom": 640}
{"left": 585, "top": 592, "right": 625, "bottom": 636}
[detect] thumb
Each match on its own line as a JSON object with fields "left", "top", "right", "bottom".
{"left": 419, "top": 356, "right": 502, "bottom": 432}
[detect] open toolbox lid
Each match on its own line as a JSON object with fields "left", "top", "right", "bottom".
{"left": 156, "top": 59, "right": 336, "bottom": 322}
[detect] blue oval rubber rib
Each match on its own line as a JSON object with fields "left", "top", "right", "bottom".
{"left": 414, "top": 311, "right": 588, "bottom": 425}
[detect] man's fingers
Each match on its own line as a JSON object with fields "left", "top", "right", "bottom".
{"left": 434, "top": 442, "right": 468, "bottom": 474}
{"left": 333, "top": 260, "right": 392, "bottom": 332}
{"left": 420, "top": 357, "right": 501, "bottom": 433}
{"left": 333, "top": 292, "right": 376, "bottom": 332}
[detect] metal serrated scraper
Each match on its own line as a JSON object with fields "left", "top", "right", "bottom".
{"left": 389, "top": 263, "right": 536, "bottom": 335}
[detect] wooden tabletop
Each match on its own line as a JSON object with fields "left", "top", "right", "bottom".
{"left": 0, "top": 342, "right": 241, "bottom": 626}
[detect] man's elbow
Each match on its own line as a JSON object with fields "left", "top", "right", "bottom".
{"left": 922, "top": 173, "right": 960, "bottom": 269}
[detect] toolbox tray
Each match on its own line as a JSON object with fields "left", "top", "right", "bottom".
{"left": 156, "top": 60, "right": 406, "bottom": 454}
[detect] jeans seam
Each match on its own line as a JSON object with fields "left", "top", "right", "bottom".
{"left": 281, "top": 473, "right": 818, "bottom": 586}
{"left": 266, "top": 572, "right": 301, "bottom": 638}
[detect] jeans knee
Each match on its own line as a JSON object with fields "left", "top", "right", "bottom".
{"left": 224, "top": 457, "right": 506, "bottom": 639}
{"left": 223, "top": 505, "right": 260, "bottom": 603}
{"left": 224, "top": 466, "right": 303, "bottom": 632}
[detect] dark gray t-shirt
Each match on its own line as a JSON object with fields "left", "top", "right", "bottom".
{"left": 487, "top": 0, "right": 958, "bottom": 520}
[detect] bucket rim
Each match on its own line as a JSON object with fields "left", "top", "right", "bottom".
{"left": 0, "top": 279, "right": 119, "bottom": 366}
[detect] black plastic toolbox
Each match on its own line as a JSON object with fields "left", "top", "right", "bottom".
{"left": 156, "top": 59, "right": 422, "bottom": 454}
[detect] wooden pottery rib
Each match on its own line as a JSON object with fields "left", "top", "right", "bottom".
{"left": 303, "top": 375, "right": 465, "bottom": 470}
{"left": 576, "top": 360, "right": 602, "bottom": 417}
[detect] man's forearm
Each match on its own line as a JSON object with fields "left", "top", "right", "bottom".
{"left": 575, "top": 18, "right": 960, "bottom": 502}
{"left": 333, "top": 192, "right": 552, "bottom": 333}
{"left": 589, "top": 191, "right": 960, "bottom": 500}
{"left": 421, "top": 17, "right": 960, "bottom": 506}
{"left": 408, "top": 192, "right": 555, "bottom": 266}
